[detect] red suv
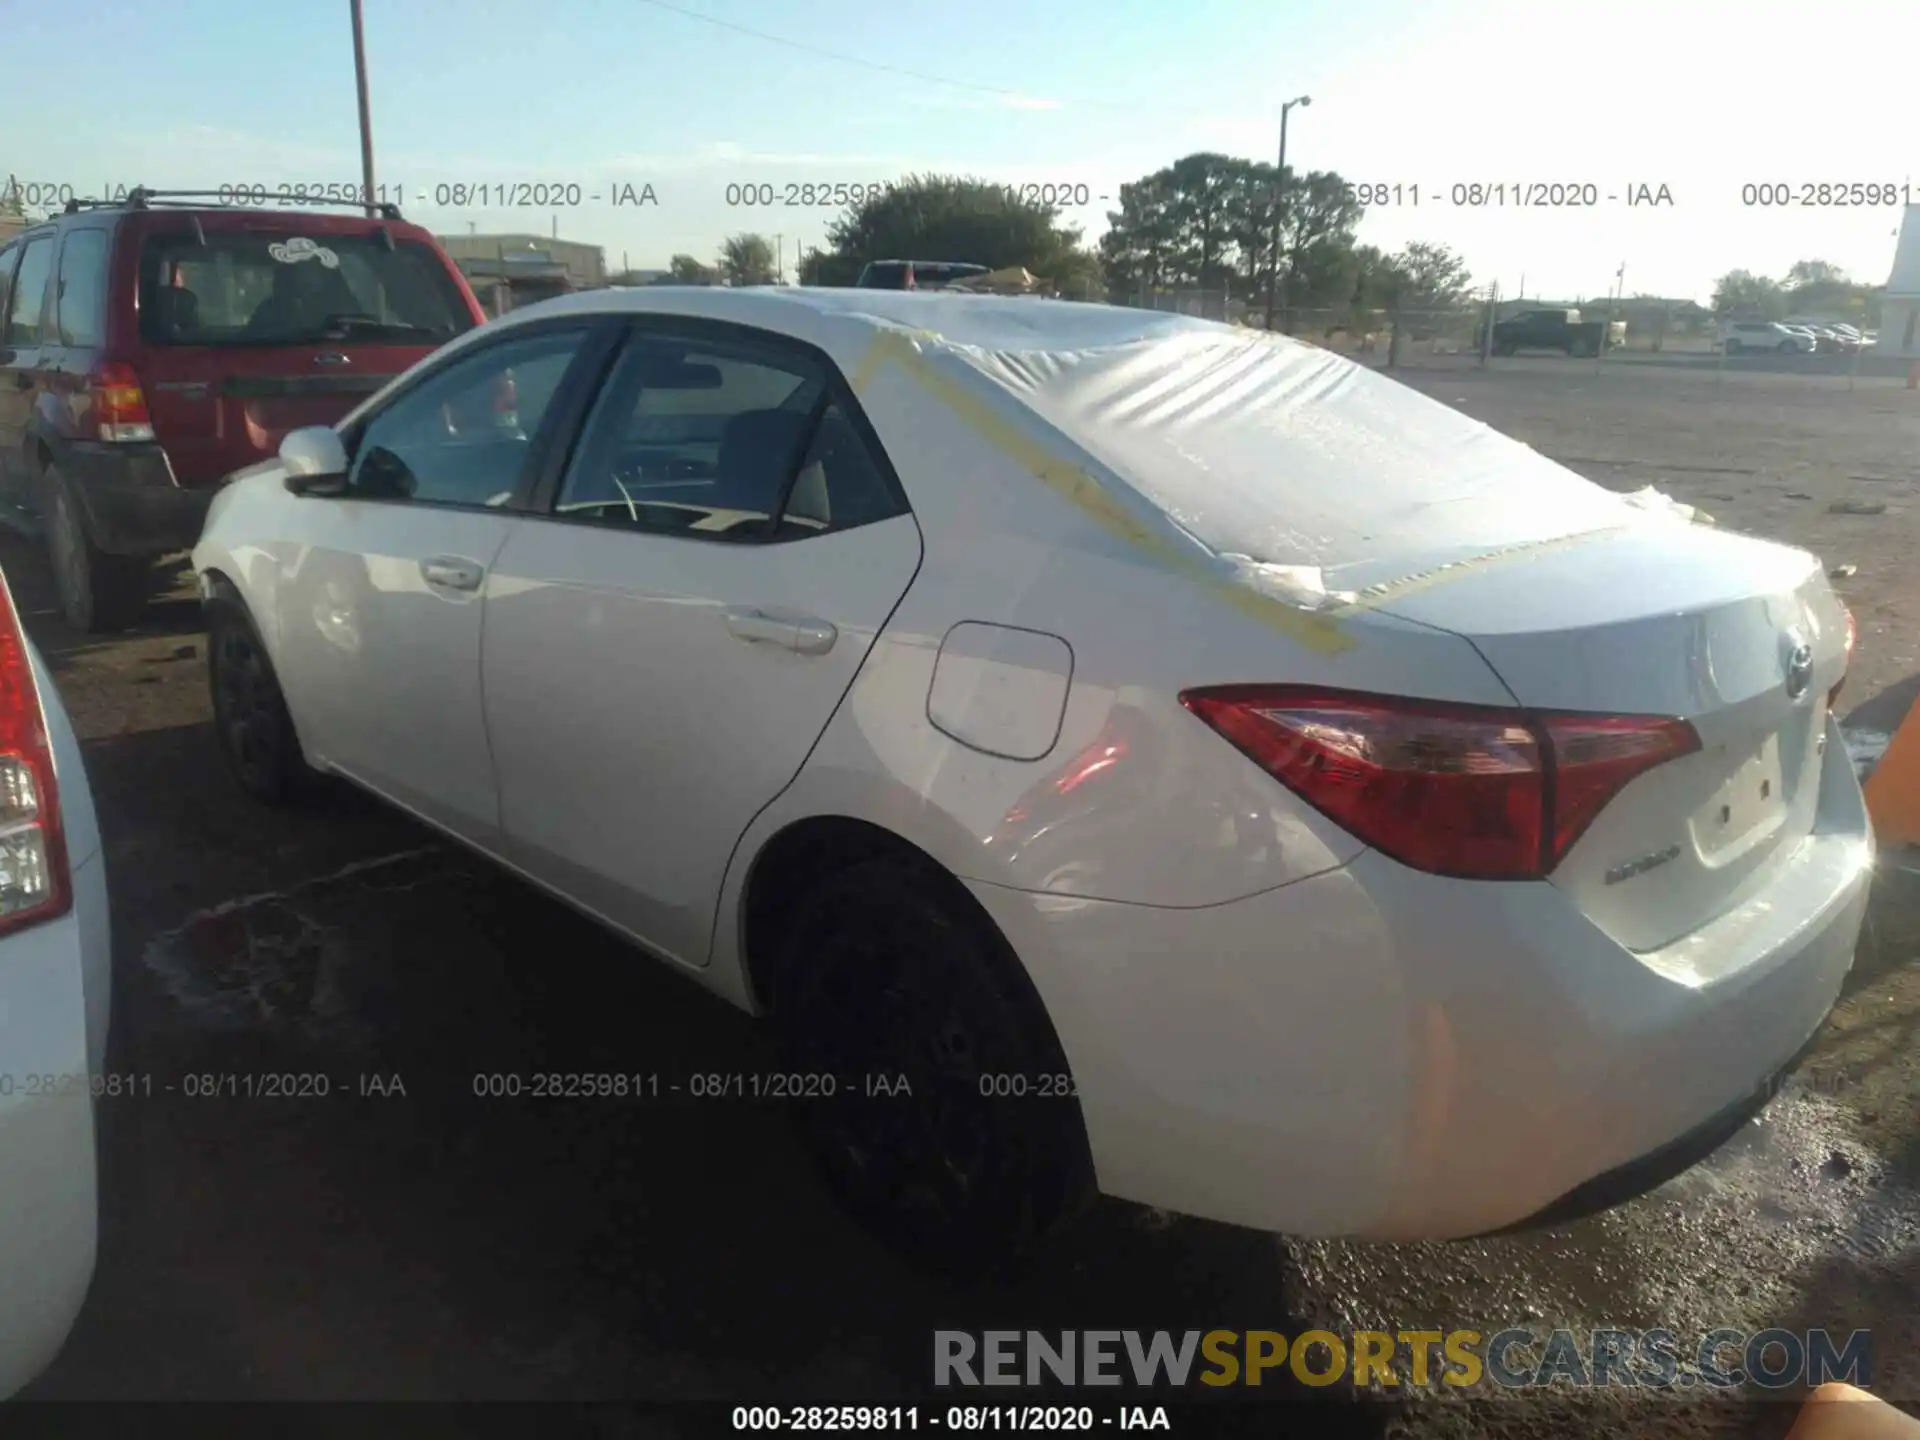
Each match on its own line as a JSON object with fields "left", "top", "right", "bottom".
{"left": 0, "top": 190, "right": 487, "bottom": 631}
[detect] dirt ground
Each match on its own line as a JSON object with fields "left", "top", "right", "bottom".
{"left": 9, "top": 355, "right": 1920, "bottom": 1436}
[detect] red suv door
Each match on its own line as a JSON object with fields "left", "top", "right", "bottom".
{"left": 115, "top": 211, "right": 486, "bottom": 487}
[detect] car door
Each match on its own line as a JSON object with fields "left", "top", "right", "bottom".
{"left": 269, "top": 317, "right": 612, "bottom": 846}
{"left": 481, "top": 321, "right": 924, "bottom": 967}
{"left": 0, "top": 233, "right": 54, "bottom": 509}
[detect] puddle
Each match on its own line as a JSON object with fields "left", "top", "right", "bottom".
{"left": 140, "top": 846, "right": 449, "bottom": 1042}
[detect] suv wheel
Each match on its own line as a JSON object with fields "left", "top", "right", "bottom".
{"left": 1726, "top": 339, "right": 1745, "bottom": 355}
{"left": 46, "top": 468, "right": 148, "bottom": 633}
{"left": 773, "top": 857, "right": 1096, "bottom": 1274}
{"left": 207, "top": 597, "right": 316, "bottom": 805}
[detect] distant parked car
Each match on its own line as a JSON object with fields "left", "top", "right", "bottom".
{"left": 1715, "top": 321, "right": 1814, "bottom": 355}
{"left": 0, "top": 188, "right": 487, "bottom": 632}
{"left": 1481, "top": 307, "right": 1624, "bottom": 358}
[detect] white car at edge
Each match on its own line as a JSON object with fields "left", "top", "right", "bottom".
{"left": 0, "top": 565, "right": 108, "bottom": 1391}
{"left": 190, "top": 288, "right": 1872, "bottom": 1268}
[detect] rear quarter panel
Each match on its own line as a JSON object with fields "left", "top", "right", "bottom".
{"left": 707, "top": 349, "right": 1521, "bottom": 1005}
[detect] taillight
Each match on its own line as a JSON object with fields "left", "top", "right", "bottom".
{"left": 1829, "top": 607, "right": 1855, "bottom": 711}
{"left": 87, "top": 362, "right": 155, "bottom": 443}
{"left": 1179, "top": 686, "right": 1700, "bottom": 881}
{"left": 0, "top": 573, "right": 71, "bottom": 936}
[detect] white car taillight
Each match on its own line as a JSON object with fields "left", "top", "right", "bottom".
{"left": 0, "top": 573, "right": 71, "bottom": 935}
{"left": 1181, "top": 686, "right": 1700, "bottom": 880}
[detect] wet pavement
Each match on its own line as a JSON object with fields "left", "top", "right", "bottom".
{"left": 9, "top": 361, "right": 1920, "bottom": 1435}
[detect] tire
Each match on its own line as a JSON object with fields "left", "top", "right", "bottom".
{"left": 45, "top": 467, "right": 148, "bottom": 633}
{"left": 1778, "top": 339, "right": 1797, "bottom": 353}
{"left": 1726, "top": 339, "right": 1744, "bottom": 355}
{"left": 772, "top": 856, "right": 1096, "bottom": 1274}
{"left": 206, "top": 596, "right": 316, "bottom": 805}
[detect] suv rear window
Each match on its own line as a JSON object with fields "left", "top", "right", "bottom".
{"left": 138, "top": 231, "right": 475, "bottom": 347}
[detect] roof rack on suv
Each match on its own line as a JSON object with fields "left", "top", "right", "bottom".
{"left": 62, "top": 187, "right": 403, "bottom": 221}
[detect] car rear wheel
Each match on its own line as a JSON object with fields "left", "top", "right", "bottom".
{"left": 46, "top": 468, "right": 148, "bottom": 634}
{"left": 1726, "top": 339, "right": 1744, "bottom": 355}
{"left": 1778, "top": 339, "right": 1798, "bottom": 353}
{"left": 773, "top": 856, "right": 1096, "bottom": 1274}
{"left": 207, "top": 598, "right": 315, "bottom": 805}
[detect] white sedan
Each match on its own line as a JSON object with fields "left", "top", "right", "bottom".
{"left": 0, "top": 567, "right": 109, "bottom": 1392}
{"left": 191, "top": 288, "right": 1872, "bottom": 1267}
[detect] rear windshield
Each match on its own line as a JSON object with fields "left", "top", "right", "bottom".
{"left": 138, "top": 231, "right": 475, "bottom": 347}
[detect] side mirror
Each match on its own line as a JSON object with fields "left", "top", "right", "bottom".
{"left": 280, "top": 427, "right": 350, "bottom": 496}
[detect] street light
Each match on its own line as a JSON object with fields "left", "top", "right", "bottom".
{"left": 1263, "top": 94, "right": 1311, "bottom": 333}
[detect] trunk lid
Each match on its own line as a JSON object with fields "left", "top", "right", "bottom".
{"left": 124, "top": 212, "right": 481, "bottom": 486}
{"left": 1328, "top": 523, "right": 1848, "bottom": 950}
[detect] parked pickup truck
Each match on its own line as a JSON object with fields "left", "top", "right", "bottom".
{"left": 1481, "top": 308, "right": 1626, "bottom": 358}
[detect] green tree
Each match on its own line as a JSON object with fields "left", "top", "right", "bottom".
{"left": 1096, "top": 152, "right": 1363, "bottom": 313}
{"left": 811, "top": 173, "right": 1093, "bottom": 291}
{"left": 1385, "top": 241, "right": 1473, "bottom": 309}
{"left": 669, "top": 252, "right": 715, "bottom": 283}
{"left": 1785, "top": 259, "right": 1848, "bottom": 288}
{"left": 718, "top": 233, "right": 777, "bottom": 286}
{"left": 1712, "top": 268, "right": 1788, "bottom": 318}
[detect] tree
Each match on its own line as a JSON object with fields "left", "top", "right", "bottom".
{"left": 1786, "top": 259, "right": 1848, "bottom": 288}
{"left": 1712, "top": 269, "right": 1788, "bottom": 318}
{"left": 810, "top": 174, "right": 1094, "bottom": 291}
{"left": 1386, "top": 241, "right": 1473, "bottom": 309}
{"left": 669, "top": 252, "right": 715, "bottom": 284}
{"left": 718, "top": 233, "right": 777, "bottom": 286}
{"left": 1096, "top": 152, "right": 1363, "bottom": 313}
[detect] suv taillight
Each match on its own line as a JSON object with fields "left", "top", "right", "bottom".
{"left": 0, "top": 573, "right": 71, "bottom": 936}
{"left": 1180, "top": 686, "right": 1700, "bottom": 880}
{"left": 88, "top": 362, "right": 155, "bottom": 443}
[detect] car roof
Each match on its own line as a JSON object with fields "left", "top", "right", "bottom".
{"left": 490, "top": 286, "right": 1216, "bottom": 367}
{"left": 474, "top": 286, "right": 1648, "bottom": 578}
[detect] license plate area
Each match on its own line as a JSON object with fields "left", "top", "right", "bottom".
{"left": 1691, "top": 734, "right": 1787, "bottom": 865}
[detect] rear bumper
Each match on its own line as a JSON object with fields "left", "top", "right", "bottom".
{"left": 59, "top": 442, "right": 214, "bottom": 557}
{"left": 970, "top": 715, "right": 1873, "bottom": 1240}
{"left": 0, "top": 851, "right": 107, "bottom": 1398}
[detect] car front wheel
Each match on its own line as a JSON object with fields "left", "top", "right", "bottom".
{"left": 773, "top": 856, "right": 1096, "bottom": 1274}
{"left": 207, "top": 597, "right": 316, "bottom": 805}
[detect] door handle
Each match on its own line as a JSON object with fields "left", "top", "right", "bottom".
{"left": 420, "top": 556, "right": 484, "bottom": 592}
{"left": 724, "top": 606, "right": 837, "bottom": 654}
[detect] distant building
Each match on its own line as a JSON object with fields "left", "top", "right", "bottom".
{"left": 436, "top": 233, "right": 607, "bottom": 315}
{"left": 1881, "top": 206, "right": 1920, "bottom": 357}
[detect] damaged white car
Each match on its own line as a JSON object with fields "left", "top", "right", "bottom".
{"left": 190, "top": 288, "right": 1872, "bottom": 1268}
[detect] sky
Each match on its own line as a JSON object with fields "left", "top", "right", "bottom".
{"left": 3, "top": 0, "right": 1916, "bottom": 302}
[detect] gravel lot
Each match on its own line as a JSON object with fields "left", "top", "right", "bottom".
{"left": 11, "top": 356, "right": 1920, "bottom": 1436}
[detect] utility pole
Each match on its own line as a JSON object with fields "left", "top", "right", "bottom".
{"left": 1263, "top": 94, "right": 1311, "bottom": 333}
{"left": 1597, "top": 261, "right": 1624, "bottom": 373}
{"left": 774, "top": 233, "right": 786, "bottom": 285}
{"left": 350, "top": 0, "right": 378, "bottom": 216}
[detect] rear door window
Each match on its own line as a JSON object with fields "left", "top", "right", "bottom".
{"left": 3, "top": 238, "right": 54, "bottom": 347}
{"left": 138, "top": 231, "right": 475, "bottom": 347}
{"left": 54, "top": 229, "right": 110, "bottom": 347}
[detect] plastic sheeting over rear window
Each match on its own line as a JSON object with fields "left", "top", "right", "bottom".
{"left": 926, "top": 322, "right": 1640, "bottom": 573}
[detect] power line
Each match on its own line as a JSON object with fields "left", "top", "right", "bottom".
{"left": 628, "top": 0, "right": 1221, "bottom": 115}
